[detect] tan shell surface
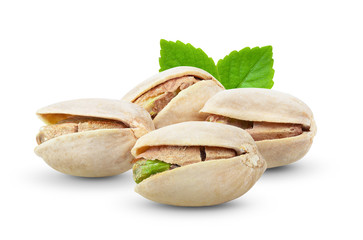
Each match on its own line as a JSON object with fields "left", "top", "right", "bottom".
{"left": 35, "top": 129, "right": 136, "bottom": 177}
{"left": 257, "top": 120, "right": 316, "bottom": 168}
{"left": 201, "top": 88, "right": 314, "bottom": 128}
{"left": 36, "top": 98, "right": 154, "bottom": 138}
{"left": 201, "top": 90, "right": 317, "bottom": 168}
{"left": 135, "top": 155, "right": 266, "bottom": 206}
{"left": 153, "top": 80, "right": 223, "bottom": 128}
{"left": 122, "top": 66, "right": 223, "bottom": 102}
{"left": 132, "top": 121, "right": 256, "bottom": 156}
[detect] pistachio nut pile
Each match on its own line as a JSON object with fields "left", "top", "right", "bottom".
{"left": 35, "top": 66, "right": 316, "bottom": 206}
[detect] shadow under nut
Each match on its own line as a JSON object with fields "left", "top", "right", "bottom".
{"left": 35, "top": 129, "right": 137, "bottom": 177}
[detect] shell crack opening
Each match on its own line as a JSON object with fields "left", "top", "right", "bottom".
{"left": 133, "top": 145, "right": 240, "bottom": 183}
{"left": 135, "top": 145, "right": 238, "bottom": 167}
{"left": 206, "top": 114, "right": 308, "bottom": 141}
{"left": 36, "top": 116, "right": 127, "bottom": 145}
{"left": 133, "top": 76, "right": 202, "bottom": 119}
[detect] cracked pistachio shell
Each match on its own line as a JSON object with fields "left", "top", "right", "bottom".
{"left": 35, "top": 99, "right": 154, "bottom": 177}
{"left": 200, "top": 88, "right": 317, "bottom": 168}
{"left": 122, "top": 67, "right": 224, "bottom": 129}
{"left": 132, "top": 121, "right": 266, "bottom": 207}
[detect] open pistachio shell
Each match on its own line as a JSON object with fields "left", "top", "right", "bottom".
{"left": 200, "top": 88, "right": 317, "bottom": 168}
{"left": 122, "top": 67, "right": 224, "bottom": 129}
{"left": 132, "top": 121, "right": 266, "bottom": 206}
{"left": 36, "top": 98, "right": 154, "bottom": 138}
{"left": 35, "top": 99, "right": 154, "bottom": 177}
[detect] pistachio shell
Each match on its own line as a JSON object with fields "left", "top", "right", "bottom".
{"left": 132, "top": 121, "right": 266, "bottom": 206}
{"left": 122, "top": 67, "right": 224, "bottom": 128}
{"left": 35, "top": 129, "right": 136, "bottom": 177}
{"left": 256, "top": 120, "right": 316, "bottom": 168}
{"left": 135, "top": 156, "right": 266, "bottom": 206}
{"left": 35, "top": 98, "right": 154, "bottom": 177}
{"left": 37, "top": 98, "right": 154, "bottom": 137}
{"left": 200, "top": 88, "right": 316, "bottom": 168}
{"left": 122, "top": 66, "right": 223, "bottom": 102}
{"left": 200, "top": 88, "right": 313, "bottom": 128}
{"left": 153, "top": 81, "right": 222, "bottom": 128}
{"left": 132, "top": 121, "right": 255, "bottom": 156}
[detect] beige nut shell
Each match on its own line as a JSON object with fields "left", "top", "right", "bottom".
{"left": 122, "top": 67, "right": 224, "bottom": 129}
{"left": 200, "top": 88, "right": 317, "bottom": 168}
{"left": 36, "top": 98, "right": 154, "bottom": 138}
{"left": 35, "top": 99, "right": 154, "bottom": 177}
{"left": 132, "top": 121, "right": 266, "bottom": 206}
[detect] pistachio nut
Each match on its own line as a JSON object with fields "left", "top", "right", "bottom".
{"left": 131, "top": 121, "right": 266, "bottom": 207}
{"left": 35, "top": 98, "right": 154, "bottom": 177}
{"left": 200, "top": 88, "right": 317, "bottom": 168}
{"left": 122, "top": 66, "right": 224, "bottom": 129}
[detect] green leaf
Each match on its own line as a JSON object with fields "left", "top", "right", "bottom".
{"left": 133, "top": 159, "right": 171, "bottom": 184}
{"left": 216, "top": 46, "right": 274, "bottom": 89}
{"left": 159, "top": 39, "right": 219, "bottom": 79}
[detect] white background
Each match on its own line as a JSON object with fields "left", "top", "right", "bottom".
{"left": 1, "top": 0, "right": 362, "bottom": 239}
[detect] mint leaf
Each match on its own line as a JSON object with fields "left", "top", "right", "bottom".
{"left": 158, "top": 40, "right": 275, "bottom": 89}
{"left": 159, "top": 39, "right": 219, "bottom": 79}
{"left": 216, "top": 46, "right": 274, "bottom": 89}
